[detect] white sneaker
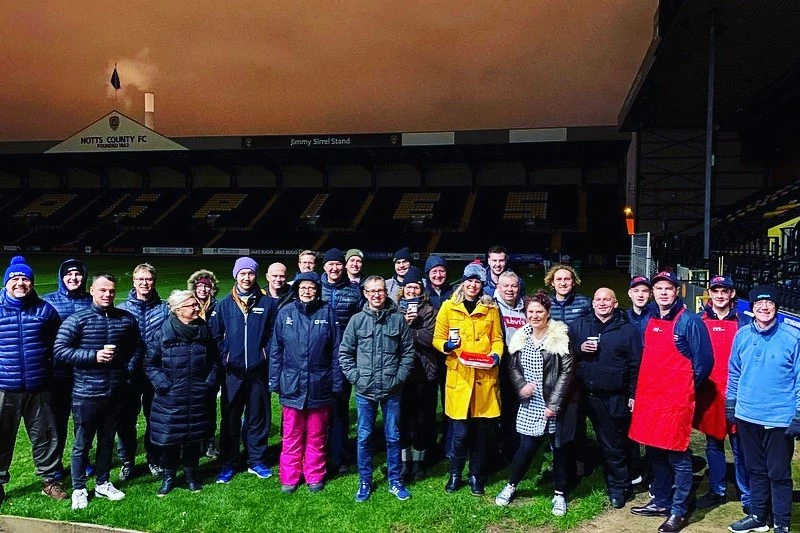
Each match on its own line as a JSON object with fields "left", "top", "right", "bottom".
{"left": 95, "top": 481, "right": 125, "bottom": 501}
{"left": 495, "top": 483, "right": 516, "bottom": 506}
{"left": 552, "top": 493, "right": 567, "bottom": 516}
{"left": 71, "top": 488, "right": 88, "bottom": 510}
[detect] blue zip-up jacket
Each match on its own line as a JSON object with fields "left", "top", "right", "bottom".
{"left": 210, "top": 287, "right": 276, "bottom": 373}
{"left": 626, "top": 308, "right": 653, "bottom": 338}
{"left": 42, "top": 259, "right": 92, "bottom": 321}
{"left": 549, "top": 291, "right": 592, "bottom": 325}
{"left": 117, "top": 288, "right": 169, "bottom": 344}
{"left": 268, "top": 289, "right": 342, "bottom": 409}
{"left": 321, "top": 274, "right": 362, "bottom": 336}
{"left": 424, "top": 280, "right": 453, "bottom": 312}
{"left": 644, "top": 298, "right": 714, "bottom": 387}
{"left": 54, "top": 303, "right": 142, "bottom": 399}
{"left": 0, "top": 289, "right": 61, "bottom": 392}
{"left": 728, "top": 320, "right": 800, "bottom": 427}
{"left": 43, "top": 260, "right": 92, "bottom": 380}
{"left": 484, "top": 267, "right": 526, "bottom": 298}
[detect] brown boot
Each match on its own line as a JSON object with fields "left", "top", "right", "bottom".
{"left": 42, "top": 479, "right": 68, "bottom": 500}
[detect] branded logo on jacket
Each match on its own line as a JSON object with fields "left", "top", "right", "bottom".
{"left": 285, "top": 317, "right": 293, "bottom": 326}
{"left": 502, "top": 316, "right": 526, "bottom": 328}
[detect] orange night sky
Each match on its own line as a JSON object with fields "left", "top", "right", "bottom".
{"left": 0, "top": 1, "right": 656, "bottom": 141}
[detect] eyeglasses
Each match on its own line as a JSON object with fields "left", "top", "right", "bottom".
{"left": 753, "top": 300, "right": 776, "bottom": 309}
{"left": 364, "top": 289, "right": 386, "bottom": 295}
{"left": 298, "top": 286, "right": 317, "bottom": 292}
{"left": 179, "top": 302, "right": 200, "bottom": 309}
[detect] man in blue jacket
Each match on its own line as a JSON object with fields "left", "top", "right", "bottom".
{"left": 629, "top": 271, "right": 713, "bottom": 533}
{"left": 727, "top": 285, "right": 800, "bottom": 533}
{"left": 211, "top": 257, "right": 276, "bottom": 484}
{"left": 54, "top": 272, "right": 142, "bottom": 510}
{"left": 484, "top": 245, "right": 526, "bottom": 298}
{"left": 626, "top": 275, "right": 653, "bottom": 337}
{"left": 43, "top": 258, "right": 92, "bottom": 478}
{"left": 0, "top": 256, "right": 65, "bottom": 505}
{"left": 424, "top": 255, "right": 453, "bottom": 312}
{"left": 320, "top": 248, "right": 363, "bottom": 475}
{"left": 117, "top": 263, "right": 169, "bottom": 480}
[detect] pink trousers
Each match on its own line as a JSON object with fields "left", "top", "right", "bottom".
{"left": 280, "top": 405, "right": 332, "bottom": 485}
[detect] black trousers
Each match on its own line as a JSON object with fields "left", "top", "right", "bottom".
{"left": 508, "top": 432, "right": 567, "bottom": 492}
{"left": 0, "top": 390, "right": 60, "bottom": 486}
{"left": 162, "top": 441, "right": 202, "bottom": 471}
{"left": 72, "top": 396, "right": 123, "bottom": 490}
{"left": 220, "top": 370, "right": 270, "bottom": 469}
{"left": 584, "top": 393, "right": 630, "bottom": 497}
{"left": 498, "top": 355, "right": 520, "bottom": 460}
{"left": 448, "top": 417, "right": 496, "bottom": 479}
{"left": 399, "top": 380, "right": 438, "bottom": 452}
{"left": 328, "top": 376, "right": 352, "bottom": 467}
{"left": 117, "top": 380, "right": 160, "bottom": 465}
{"left": 738, "top": 419, "right": 794, "bottom": 528}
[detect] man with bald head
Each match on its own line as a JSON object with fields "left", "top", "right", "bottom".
{"left": 568, "top": 288, "right": 642, "bottom": 509}
{"left": 263, "top": 263, "right": 291, "bottom": 307}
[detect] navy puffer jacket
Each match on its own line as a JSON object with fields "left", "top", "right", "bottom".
{"left": 54, "top": 304, "right": 142, "bottom": 399}
{"left": 321, "top": 274, "right": 362, "bottom": 335}
{"left": 146, "top": 316, "right": 221, "bottom": 446}
{"left": 42, "top": 259, "right": 91, "bottom": 380}
{"left": 269, "top": 273, "right": 342, "bottom": 409}
{"left": 0, "top": 289, "right": 61, "bottom": 392}
{"left": 118, "top": 288, "right": 169, "bottom": 344}
{"left": 549, "top": 291, "right": 592, "bottom": 325}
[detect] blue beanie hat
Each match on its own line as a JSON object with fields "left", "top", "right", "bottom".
{"left": 402, "top": 267, "right": 423, "bottom": 286}
{"left": 4, "top": 255, "right": 34, "bottom": 285}
{"left": 232, "top": 256, "right": 258, "bottom": 278}
{"left": 424, "top": 255, "right": 447, "bottom": 276}
{"left": 462, "top": 262, "right": 486, "bottom": 284}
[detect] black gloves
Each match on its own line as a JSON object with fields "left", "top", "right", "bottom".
{"left": 785, "top": 415, "right": 800, "bottom": 439}
{"left": 725, "top": 399, "right": 736, "bottom": 424}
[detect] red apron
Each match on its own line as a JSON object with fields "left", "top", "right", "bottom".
{"left": 692, "top": 318, "right": 738, "bottom": 439}
{"left": 629, "top": 309, "right": 695, "bottom": 451}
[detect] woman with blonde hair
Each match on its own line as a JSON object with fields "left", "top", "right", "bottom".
{"left": 433, "top": 262, "right": 504, "bottom": 496}
{"left": 145, "top": 290, "right": 221, "bottom": 496}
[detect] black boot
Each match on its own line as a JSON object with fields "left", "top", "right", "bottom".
{"left": 467, "top": 475, "right": 485, "bottom": 496}
{"left": 412, "top": 449, "right": 426, "bottom": 480}
{"left": 157, "top": 469, "right": 176, "bottom": 497}
{"left": 445, "top": 458, "right": 464, "bottom": 493}
{"left": 399, "top": 461, "right": 412, "bottom": 481}
{"left": 184, "top": 468, "right": 201, "bottom": 493}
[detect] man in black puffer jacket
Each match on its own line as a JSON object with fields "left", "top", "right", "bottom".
{"left": 116, "top": 263, "right": 169, "bottom": 480}
{"left": 568, "top": 288, "right": 642, "bottom": 509}
{"left": 54, "top": 273, "right": 142, "bottom": 510}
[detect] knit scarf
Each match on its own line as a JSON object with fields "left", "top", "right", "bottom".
{"left": 169, "top": 313, "right": 201, "bottom": 341}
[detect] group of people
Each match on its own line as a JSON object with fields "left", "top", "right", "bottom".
{"left": 1, "top": 247, "right": 798, "bottom": 533}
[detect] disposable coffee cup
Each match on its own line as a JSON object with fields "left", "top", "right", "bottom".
{"left": 104, "top": 344, "right": 116, "bottom": 352}
{"left": 448, "top": 328, "right": 460, "bottom": 342}
{"left": 407, "top": 302, "right": 418, "bottom": 314}
{"left": 586, "top": 336, "right": 599, "bottom": 349}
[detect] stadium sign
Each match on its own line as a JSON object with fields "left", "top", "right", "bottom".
{"left": 46, "top": 111, "right": 187, "bottom": 153}
{"left": 143, "top": 247, "right": 194, "bottom": 255}
{"left": 242, "top": 133, "right": 401, "bottom": 149}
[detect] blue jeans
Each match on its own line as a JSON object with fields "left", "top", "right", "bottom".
{"left": 706, "top": 433, "right": 750, "bottom": 506}
{"left": 355, "top": 393, "right": 401, "bottom": 484}
{"left": 648, "top": 446, "right": 693, "bottom": 517}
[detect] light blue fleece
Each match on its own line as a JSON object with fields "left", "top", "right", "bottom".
{"left": 727, "top": 321, "right": 800, "bottom": 427}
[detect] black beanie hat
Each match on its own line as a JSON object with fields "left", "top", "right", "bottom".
{"left": 402, "top": 267, "right": 423, "bottom": 286}
{"left": 323, "top": 248, "right": 346, "bottom": 264}
{"left": 394, "top": 247, "right": 413, "bottom": 263}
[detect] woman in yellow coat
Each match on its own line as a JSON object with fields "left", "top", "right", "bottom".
{"left": 434, "top": 262, "right": 504, "bottom": 496}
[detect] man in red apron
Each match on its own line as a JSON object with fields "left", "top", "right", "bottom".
{"left": 693, "top": 275, "right": 751, "bottom": 513}
{"left": 629, "top": 271, "right": 713, "bottom": 533}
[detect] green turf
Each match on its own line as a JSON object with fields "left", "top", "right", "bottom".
{"left": 0, "top": 254, "right": 629, "bottom": 533}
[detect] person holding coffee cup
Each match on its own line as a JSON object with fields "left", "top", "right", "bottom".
{"left": 433, "top": 262, "right": 503, "bottom": 496}
{"left": 397, "top": 267, "right": 439, "bottom": 481}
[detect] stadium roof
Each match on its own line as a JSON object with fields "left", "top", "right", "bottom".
{"left": 619, "top": 0, "right": 800, "bottom": 135}
{"left": 0, "top": 112, "right": 629, "bottom": 172}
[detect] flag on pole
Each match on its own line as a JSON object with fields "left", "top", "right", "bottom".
{"left": 110, "top": 66, "right": 121, "bottom": 90}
